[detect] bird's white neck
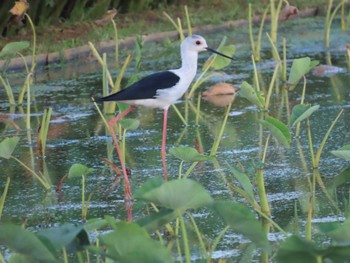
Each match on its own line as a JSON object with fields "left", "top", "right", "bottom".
{"left": 179, "top": 48, "right": 198, "bottom": 76}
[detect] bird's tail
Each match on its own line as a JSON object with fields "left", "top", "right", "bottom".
{"left": 91, "top": 93, "right": 119, "bottom": 103}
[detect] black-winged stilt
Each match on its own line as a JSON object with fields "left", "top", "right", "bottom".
{"left": 95, "top": 35, "right": 233, "bottom": 199}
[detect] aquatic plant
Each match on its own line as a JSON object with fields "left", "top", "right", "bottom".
{"left": 188, "top": 36, "right": 235, "bottom": 99}
{"left": 68, "top": 163, "right": 95, "bottom": 221}
{"left": 0, "top": 137, "right": 51, "bottom": 189}
{"left": 37, "top": 108, "right": 52, "bottom": 158}
{"left": 0, "top": 178, "right": 270, "bottom": 262}
{"left": 1, "top": 1, "right": 350, "bottom": 262}
{"left": 324, "top": 0, "right": 345, "bottom": 48}
{"left": 249, "top": 0, "right": 298, "bottom": 62}
{"left": 248, "top": 3, "right": 269, "bottom": 62}
{"left": 291, "top": 105, "right": 344, "bottom": 169}
{"left": 163, "top": 5, "right": 192, "bottom": 41}
{"left": 169, "top": 146, "right": 214, "bottom": 178}
{"left": 0, "top": 177, "right": 10, "bottom": 220}
{"left": 331, "top": 144, "right": 350, "bottom": 161}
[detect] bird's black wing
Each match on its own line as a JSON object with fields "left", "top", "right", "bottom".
{"left": 95, "top": 71, "right": 180, "bottom": 102}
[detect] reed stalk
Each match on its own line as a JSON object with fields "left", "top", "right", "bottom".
{"left": 0, "top": 76, "right": 15, "bottom": 105}
{"left": 37, "top": 108, "right": 52, "bottom": 158}
{"left": 0, "top": 177, "right": 10, "bottom": 220}
{"left": 210, "top": 102, "right": 232, "bottom": 156}
{"left": 324, "top": 0, "right": 343, "bottom": 48}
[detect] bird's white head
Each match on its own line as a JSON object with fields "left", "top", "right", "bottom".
{"left": 181, "top": 35, "right": 208, "bottom": 53}
{"left": 182, "top": 35, "right": 234, "bottom": 60}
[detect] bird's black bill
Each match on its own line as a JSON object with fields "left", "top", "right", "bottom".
{"left": 206, "top": 47, "right": 233, "bottom": 60}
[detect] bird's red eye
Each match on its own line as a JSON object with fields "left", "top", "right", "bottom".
{"left": 195, "top": 40, "right": 201, "bottom": 45}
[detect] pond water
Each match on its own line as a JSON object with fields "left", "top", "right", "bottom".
{"left": 0, "top": 16, "right": 350, "bottom": 261}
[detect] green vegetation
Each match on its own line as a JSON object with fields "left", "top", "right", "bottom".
{"left": 0, "top": 0, "right": 331, "bottom": 55}
{"left": 1, "top": 0, "right": 350, "bottom": 262}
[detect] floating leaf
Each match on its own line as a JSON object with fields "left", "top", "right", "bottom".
{"left": 289, "top": 104, "right": 320, "bottom": 127}
{"left": 276, "top": 235, "right": 318, "bottom": 263}
{"left": 331, "top": 145, "right": 350, "bottom": 161}
{"left": 287, "top": 57, "right": 319, "bottom": 90}
{"left": 0, "top": 41, "right": 30, "bottom": 58}
{"left": 0, "top": 224, "right": 57, "bottom": 263}
{"left": 211, "top": 201, "right": 270, "bottom": 251}
{"left": 100, "top": 222, "right": 172, "bottom": 263}
{"left": 260, "top": 116, "right": 291, "bottom": 148}
{"left": 37, "top": 224, "right": 89, "bottom": 253}
{"left": 239, "top": 81, "right": 265, "bottom": 109}
{"left": 230, "top": 165, "right": 255, "bottom": 201}
{"left": 210, "top": 45, "right": 235, "bottom": 70}
{"left": 68, "top": 163, "right": 94, "bottom": 179}
{"left": 169, "top": 146, "right": 214, "bottom": 162}
{"left": 137, "top": 178, "right": 213, "bottom": 211}
{"left": 0, "top": 137, "right": 19, "bottom": 159}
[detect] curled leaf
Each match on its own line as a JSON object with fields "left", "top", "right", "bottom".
{"left": 9, "top": 0, "right": 29, "bottom": 16}
{"left": 136, "top": 178, "right": 214, "bottom": 211}
{"left": 331, "top": 145, "right": 350, "bottom": 161}
{"left": 0, "top": 137, "right": 19, "bottom": 159}
{"left": 289, "top": 104, "right": 320, "bottom": 127}
{"left": 211, "top": 201, "right": 270, "bottom": 251}
{"left": 0, "top": 41, "right": 30, "bottom": 58}
{"left": 260, "top": 116, "right": 291, "bottom": 148}
{"left": 68, "top": 163, "right": 94, "bottom": 179}
{"left": 287, "top": 57, "right": 319, "bottom": 90}
{"left": 279, "top": 4, "right": 299, "bottom": 22}
{"left": 169, "top": 146, "right": 214, "bottom": 162}
{"left": 239, "top": 81, "right": 265, "bottom": 109}
{"left": 207, "top": 45, "right": 235, "bottom": 70}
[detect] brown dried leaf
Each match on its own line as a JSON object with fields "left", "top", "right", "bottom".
{"left": 202, "top": 83, "right": 236, "bottom": 96}
{"left": 95, "top": 8, "right": 117, "bottom": 26}
{"left": 202, "top": 94, "right": 236, "bottom": 107}
{"left": 9, "top": 0, "right": 29, "bottom": 17}
{"left": 194, "top": 138, "right": 204, "bottom": 155}
{"left": 279, "top": 4, "right": 299, "bottom": 22}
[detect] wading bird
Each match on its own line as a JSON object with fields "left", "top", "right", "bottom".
{"left": 95, "top": 34, "right": 233, "bottom": 200}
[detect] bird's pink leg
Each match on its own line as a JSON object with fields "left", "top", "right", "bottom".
{"left": 108, "top": 105, "right": 136, "bottom": 201}
{"left": 162, "top": 108, "right": 169, "bottom": 181}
